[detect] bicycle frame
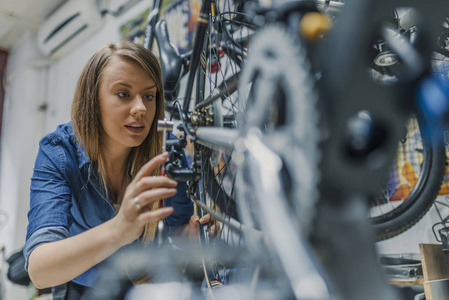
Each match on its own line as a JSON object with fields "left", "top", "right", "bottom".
{"left": 145, "top": 1, "right": 449, "bottom": 299}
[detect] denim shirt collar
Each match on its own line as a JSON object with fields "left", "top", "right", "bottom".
{"left": 75, "top": 141, "right": 133, "bottom": 199}
{"left": 75, "top": 141, "right": 90, "bottom": 170}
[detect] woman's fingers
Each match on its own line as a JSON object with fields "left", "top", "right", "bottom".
{"left": 191, "top": 214, "right": 221, "bottom": 237}
{"left": 199, "top": 214, "right": 211, "bottom": 224}
{"left": 134, "top": 176, "right": 177, "bottom": 195}
{"left": 210, "top": 224, "right": 217, "bottom": 236}
{"left": 209, "top": 222, "right": 222, "bottom": 237}
{"left": 115, "top": 153, "right": 179, "bottom": 243}
{"left": 134, "top": 152, "right": 169, "bottom": 181}
{"left": 136, "top": 188, "right": 177, "bottom": 208}
{"left": 189, "top": 215, "right": 200, "bottom": 227}
{"left": 137, "top": 207, "right": 174, "bottom": 223}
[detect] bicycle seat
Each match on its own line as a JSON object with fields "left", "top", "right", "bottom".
{"left": 155, "top": 19, "right": 183, "bottom": 103}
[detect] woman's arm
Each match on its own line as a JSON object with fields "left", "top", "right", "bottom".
{"left": 28, "top": 218, "right": 128, "bottom": 289}
{"left": 28, "top": 152, "right": 177, "bottom": 289}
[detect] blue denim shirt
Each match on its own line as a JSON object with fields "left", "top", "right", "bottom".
{"left": 24, "top": 122, "right": 192, "bottom": 287}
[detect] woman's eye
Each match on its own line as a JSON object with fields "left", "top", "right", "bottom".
{"left": 143, "top": 94, "right": 154, "bottom": 101}
{"left": 117, "top": 92, "right": 129, "bottom": 98}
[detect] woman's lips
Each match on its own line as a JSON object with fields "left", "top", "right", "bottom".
{"left": 125, "top": 124, "right": 145, "bottom": 134}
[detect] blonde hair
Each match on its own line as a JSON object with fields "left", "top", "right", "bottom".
{"left": 71, "top": 41, "right": 165, "bottom": 243}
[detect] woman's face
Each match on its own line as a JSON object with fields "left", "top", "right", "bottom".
{"left": 98, "top": 56, "right": 157, "bottom": 152}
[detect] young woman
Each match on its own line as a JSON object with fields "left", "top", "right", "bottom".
{"left": 23, "top": 41, "right": 209, "bottom": 299}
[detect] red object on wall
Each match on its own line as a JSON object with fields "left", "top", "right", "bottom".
{"left": 0, "top": 50, "right": 7, "bottom": 135}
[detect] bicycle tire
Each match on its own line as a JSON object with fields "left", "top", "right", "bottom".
{"left": 189, "top": 0, "right": 252, "bottom": 291}
{"left": 193, "top": 0, "right": 247, "bottom": 226}
{"left": 366, "top": 14, "right": 449, "bottom": 240}
{"left": 370, "top": 112, "right": 446, "bottom": 241}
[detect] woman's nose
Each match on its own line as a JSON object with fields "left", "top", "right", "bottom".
{"left": 130, "top": 95, "right": 146, "bottom": 117}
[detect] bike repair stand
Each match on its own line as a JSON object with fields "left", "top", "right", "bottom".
{"left": 157, "top": 118, "right": 174, "bottom": 246}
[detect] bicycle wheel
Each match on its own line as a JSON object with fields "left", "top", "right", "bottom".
{"left": 192, "top": 0, "right": 250, "bottom": 225}
{"left": 188, "top": 0, "right": 254, "bottom": 292}
{"left": 366, "top": 10, "right": 449, "bottom": 240}
{"left": 370, "top": 112, "right": 446, "bottom": 240}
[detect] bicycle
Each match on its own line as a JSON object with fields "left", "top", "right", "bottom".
{"left": 85, "top": 1, "right": 335, "bottom": 298}
{"left": 363, "top": 6, "right": 449, "bottom": 241}
{"left": 85, "top": 0, "right": 261, "bottom": 298}
{"left": 84, "top": 1, "right": 449, "bottom": 299}
{"left": 314, "top": 1, "right": 449, "bottom": 298}
{"left": 138, "top": 0, "right": 449, "bottom": 246}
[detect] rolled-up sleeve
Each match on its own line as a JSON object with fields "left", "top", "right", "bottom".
{"left": 23, "top": 226, "right": 70, "bottom": 271}
{"left": 24, "top": 138, "right": 73, "bottom": 269}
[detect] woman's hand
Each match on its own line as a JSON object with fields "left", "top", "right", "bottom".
{"left": 186, "top": 214, "right": 221, "bottom": 239}
{"left": 113, "top": 152, "right": 177, "bottom": 245}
